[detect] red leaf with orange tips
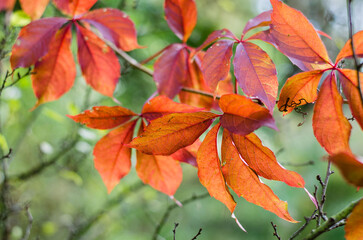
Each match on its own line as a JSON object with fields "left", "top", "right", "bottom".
{"left": 10, "top": 18, "right": 68, "bottom": 68}
{"left": 53, "top": 0, "right": 97, "bottom": 16}
{"left": 19, "top": 0, "right": 49, "bottom": 20}
{"left": 278, "top": 70, "right": 324, "bottom": 114}
{"left": 230, "top": 132, "right": 305, "bottom": 188}
{"left": 129, "top": 112, "right": 218, "bottom": 155}
{"left": 270, "top": 0, "right": 331, "bottom": 64}
{"left": 93, "top": 120, "right": 136, "bottom": 193}
{"left": 345, "top": 199, "right": 363, "bottom": 240}
{"left": 336, "top": 30, "right": 363, "bottom": 63}
{"left": 68, "top": 106, "right": 137, "bottom": 130}
{"left": 219, "top": 94, "right": 277, "bottom": 136}
{"left": 233, "top": 42, "right": 278, "bottom": 112}
{"left": 329, "top": 152, "right": 363, "bottom": 187}
{"left": 153, "top": 44, "right": 188, "bottom": 98}
{"left": 242, "top": 10, "right": 272, "bottom": 35}
{"left": 313, "top": 74, "right": 352, "bottom": 155}
{"left": 76, "top": 24, "right": 121, "bottom": 97}
{"left": 164, "top": 0, "right": 197, "bottom": 42}
{"left": 197, "top": 123, "right": 236, "bottom": 213}
{"left": 81, "top": 8, "right": 142, "bottom": 51}
{"left": 221, "top": 130, "right": 297, "bottom": 222}
{"left": 32, "top": 25, "right": 75, "bottom": 106}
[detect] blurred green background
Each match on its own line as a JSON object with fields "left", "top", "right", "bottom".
{"left": 0, "top": 0, "right": 362, "bottom": 239}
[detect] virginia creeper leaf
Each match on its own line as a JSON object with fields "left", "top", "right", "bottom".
{"left": 93, "top": 120, "right": 136, "bottom": 193}
{"left": 10, "top": 17, "right": 68, "bottom": 68}
{"left": 197, "top": 123, "right": 236, "bottom": 213}
{"left": 19, "top": 0, "right": 49, "bottom": 20}
{"left": 230, "top": 132, "right": 305, "bottom": 188}
{"left": 171, "top": 139, "right": 201, "bottom": 167}
{"left": 81, "top": 8, "right": 142, "bottom": 51}
{"left": 32, "top": 25, "right": 75, "bottom": 106}
{"left": 329, "top": 152, "right": 363, "bottom": 187}
{"left": 345, "top": 199, "right": 363, "bottom": 240}
{"left": 222, "top": 130, "right": 297, "bottom": 222}
{"left": 129, "top": 112, "right": 218, "bottom": 155}
{"left": 278, "top": 70, "right": 324, "bottom": 114}
{"left": 338, "top": 69, "right": 363, "bottom": 130}
{"left": 313, "top": 74, "right": 352, "bottom": 155}
{"left": 68, "top": 106, "right": 137, "bottom": 130}
{"left": 219, "top": 94, "right": 278, "bottom": 135}
{"left": 202, "top": 40, "right": 234, "bottom": 92}
{"left": 164, "top": 0, "right": 197, "bottom": 42}
{"left": 76, "top": 24, "right": 121, "bottom": 97}
{"left": 196, "top": 29, "right": 237, "bottom": 53}
{"left": 153, "top": 44, "right": 188, "bottom": 98}
{"left": 242, "top": 10, "right": 272, "bottom": 35}
{"left": 336, "top": 30, "right": 363, "bottom": 63}
{"left": 233, "top": 42, "right": 278, "bottom": 112}
{"left": 270, "top": 0, "right": 331, "bottom": 64}
{"left": 53, "top": 0, "right": 97, "bottom": 16}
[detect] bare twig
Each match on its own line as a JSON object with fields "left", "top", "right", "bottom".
{"left": 191, "top": 228, "right": 202, "bottom": 240}
{"left": 271, "top": 222, "right": 281, "bottom": 240}
{"left": 173, "top": 223, "right": 179, "bottom": 240}
{"left": 20, "top": 205, "right": 33, "bottom": 240}
{"left": 289, "top": 210, "right": 317, "bottom": 240}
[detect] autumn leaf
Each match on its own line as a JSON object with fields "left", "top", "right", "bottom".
{"left": 242, "top": 10, "right": 272, "bottom": 35}
{"left": 67, "top": 106, "right": 137, "bottom": 130}
{"left": 221, "top": 130, "right": 297, "bottom": 222}
{"left": 345, "top": 199, "right": 363, "bottom": 240}
{"left": 53, "top": 0, "right": 97, "bottom": 17}
{"left": 164, "top": 0, "right": 197, "bottom": 42}
{"left": 336, "top": 30, "right": 363, "bottom": 63}
{"left": 197, "top": 123, "right": 236, "bottom": 213}
{"left": 0, "top": 0, "right": 15, "bottom": 11}
{"left": 171, "top": 139, "right": 201, "bottom": 167}
{"left": 129, "top": 112, "right": 218, "bottom": 155}
{"left": 312, "top": 74, "right": 352, "bottom": 155}
{"left": 329, "top": 152, "right": 363, "bottom": 187}
{"left": 19, "top": 0, "right": 49, "bottom": 20}
{"left": 195, "top": 29, "right": 237, "bottom": 53}
{"left": 93, "top": 120, "right": 136, "bottom": 193}
{"left": 219, "top": 94, "right": 277, "bottom": 136}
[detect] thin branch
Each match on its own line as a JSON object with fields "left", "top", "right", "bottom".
{"left": 271, "top": 222, "right": 281, "bottom": 240}
{"left": 280, "top": 160, "right": 314, "bottom": 167}
{"left": 173, "top": 223, "right": 179, "bottom": 240}
{"left": 152, "top": 192, "right": 210, "bottom": 240}
{"left": 191, "top": 228, "right": 202, "bottom": 240}
{"left": 289, "top": 210, "right": 317, "bottom": 240}
{"left": 20, "top": 205, "right": 33, "bottom": 240}
{"left": 319, "top": 161, "right": 334, "bottom": 218}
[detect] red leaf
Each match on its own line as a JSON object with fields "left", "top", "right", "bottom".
{"left": 142, "top": 96, "right": 201, "bottom": 121}
{"left": 219, "top": 94, "right": 277, "bottom": 135}
{"left": 129, "top": 112, "right": 218, "bottom": 155}
{"left": 345, "top": 199, "right": 363, "bottom": 240}
{"left": 81, "top": 8, "right": 142, "bottom": 51}
{"left": 202, "top": 40, "right": 234, "bottom": 92}
{"left": 171, "top": 139, "right": 201, "bottom": 167}
{"left": 197, "top": 123, "right": 236, "bottom": 213}
{"left": 68, "top": 106, "right": 137, "bottom": 130}
{"left": 76, "top": 24, "right": 121, "bottom": 97}
{"left": 338, "top": 69, "right": 363, "bottom": 130}
{"left": 10, "top": 18, "right": 68, "bottom": 68}
{"left": 336, "top": 30, "right": 363, "bottom": 63}
{"left": 153, "top": 44, "right": 188, "bottom": 98}
{"left": 196, "top": 29, "right": 238, "bottom": 52}
{"left": 53, "top": 0, "right": 97, "bottom": 16}
{"left": 222, "top": 130, "right": 297, "bottom": 222}
{"left": 278, "top": 70, "right": 324, "bottom": 114}
{"left": 93, "top": 120, "right": 136, "bottom": 193}
{"left": 329, "top": 152, "right": 363, "bottom": 187}
{"left": 230, "top": 132, "right": 305, "bottom": 188}
{"left": 233, "top": 42, "right": 278, "bottom": 112}
{"left": 313, "top": 74, "right": 352, "bottom": 155}
{"left": 31, "top": 25, "right": 74, "bottom": 106}
{"left": 19, "top": 0, "right": 49, "bottom": 20}
{"left": 164, "top": 0, "right": 197, "bottom": 42}
{"left": 242, "top": 10, "right": 272, "bottom": 35}
{"left": 270, "top": 0, "right": 331, "bottom": 64}
{"left": 0, "top": 0, "right": 15, "bottom": 11}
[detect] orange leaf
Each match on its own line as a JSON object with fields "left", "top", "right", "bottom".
{"left": 153, "top": 44, "right": 188, "bottom": 98}
{"left": 202, "top": 40, "right": 234, "bottom": 92}
{"left": 338, "top": 69, "right": 363, "bottom": 130}
{"left": 0, "top": 0, "right": 15, "bottom": 11}
{"left": 129, "top": 112, "right": 218, "bottom": 155}
{"left": 195, "top": 29, "right": 237, "bottom": 52}
{"left": 313, "top": 74, "right": 352, "bottom": 155}
{"left": 10, "top": 18, "right": 68, "bottom": 68}
{"left": 171, "top": 139, "right": 201, "bottom": 167}
{"left": 270, "top": 0, "right": 331, "bottom": 64}
{"left": 278, "top": 70, "right": 324, "bottom": 114}
{"left": 222, "top": 130, "right": 297, "bottom": 222}
{"left": 219, "top": 94, "right": 277, "bottom": 135}
{"left": 230, "top": 132, "right": 305, "bottom": 188}
{"left": 19, "top": 0, "right": 49, "bottom": 20}
{"left": 53, "top": 0, "right": 97, "bottom": 16}
{"left": 32, "top": 25, "right": 75, "bottom": 106}
{"left": 164, "top": 0, "right": 197, "bottom": 42}
{"left": 141, "top": 95, "right": 202, "bottom": 121}
{"left": 81, "top": 8, "right": 142, "bottom": 51}
{"left": 242, "top": 10, "right": 272, "bottom": 35}
{"left": 76, "top": 24, "right": 121, "bottom": 97}
{"left": 93, "top": 120, "right": 136, "bottom": 193}
{"left": 233, "top": 42, "right": 278, "bottom": 112}
{"left": 345, "top": 199, "right": 363, "bottom": 240}
{"left": 197, "top": 123, "right": 236, "bottom": 213}
{"left": 329, "top": 152, "right": 363, "bottom": 187}
{"left": 68, "top": 106, "right": 137, "bottom": 130}
{"left": 336, "top": 30, "right": 363, "bottom": 63}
